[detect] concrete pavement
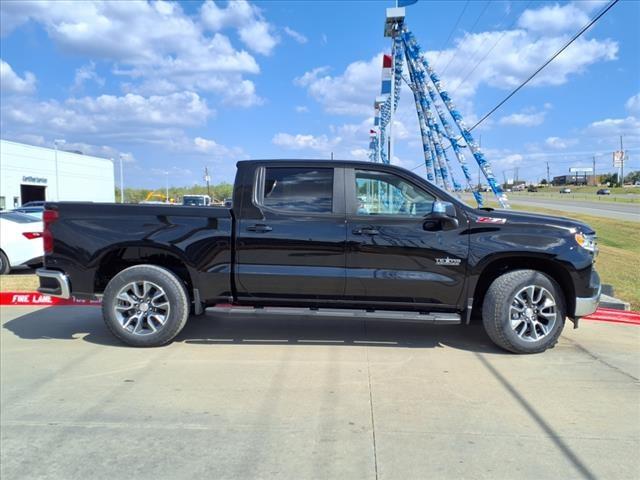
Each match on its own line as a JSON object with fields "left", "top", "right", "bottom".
{"left": 1, "top": 306, "right": 639, "bottom": 479}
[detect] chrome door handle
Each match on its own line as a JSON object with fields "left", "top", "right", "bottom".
{"left": 353, "top": 227, "right": 379, "bottom": 235}
{"left": 247, "top": 224, "right": 272, "bottom": 233}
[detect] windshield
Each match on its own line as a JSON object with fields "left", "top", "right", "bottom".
{"left": 183, "top": 197, "right": 205, "bottom": 206}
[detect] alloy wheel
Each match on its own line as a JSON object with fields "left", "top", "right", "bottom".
{"left": 113, "top": 281, "right": 170, "bottom": 336}
{"left": 509, "top": 285, "right": 558, "bottom": 342}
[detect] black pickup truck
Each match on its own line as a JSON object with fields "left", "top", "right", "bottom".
{"left": 37, "top": 160, "right": 601, "bottom": 353}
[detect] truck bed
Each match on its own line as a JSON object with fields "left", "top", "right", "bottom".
{"left": 43, "top": 202, "right": 233, "bottom": 303}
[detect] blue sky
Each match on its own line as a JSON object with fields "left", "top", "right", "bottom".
{"left": 1, "top": 0, "right": 639, "bottom": 188}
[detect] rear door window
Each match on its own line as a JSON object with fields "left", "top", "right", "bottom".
{"left": 260, "top": 167, "right": 333, "bottom": 214}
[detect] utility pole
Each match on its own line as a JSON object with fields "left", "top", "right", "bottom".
{"left": 118, "top": 154, "right": 125, "bottom": 203}
{"left": 53, "top": 139, "right": 65, "bottom": 201}
{"left": 546, "top": 162, "right": 550, "bottom": 185}
{"left": 165, "top": 172, "right": 169, "bottom": 203}
{"left": 204, "top": 166, "right": 211, "bottom": 197}
{"left": 592, "top": 156, "right": 596, "bottom": 186}
{"left": 620, "top": 135, "right": 624, "bottom": 187}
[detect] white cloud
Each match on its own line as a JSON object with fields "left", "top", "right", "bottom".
{"left": 495, "top": 153, "right": 524, "bottom": 168}
{"left": 200, "top": 0, "right": 278, "bottom": 55}
{"left": 499, "top": 111, "right": 546, "bottom": 127}
{"left": 585, "top": 116, "right": 640, "bottom": 144}
{"left": 1, "top": 91, "right": 212, "bottom": 148}
{"left": 434, "top": 30, "right": 617, "bottom": 100}
{"left": 294, "top": 55, "right": 381, "bottom": 116}
{"left": 625, "top": 93, "right": 640, "bottom": 115}
{"left": 192, "top": 136, "right": 244, "bottom": 158}
{"left": 284, "top": 27, "right": 307, "bottom": 44}
{"left": 295, "top": 105, "right": 309, "bottom": 113}
{"left": 72, "top": 62, "right": 105, "bottom": 91}
{"left": 545, "top": 136, "right": 578, "bottom": 149}
{"left": 517, "top": 3, "right": 589, "bottom": 34}
{"left": 0, "top": 59, "right": 36, "bottom": 94}
{"left": 272, "top": 133, "right": 339, "bottom": 153}
{"left": 239, "top": 21, "right": 278, "bottom": 56}
{"left": 0, "top": 0, "right": 264, "bottom": 106}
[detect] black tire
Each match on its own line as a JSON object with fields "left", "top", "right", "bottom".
{"left": 102, "top": 265, "right": 190, "bottom": 347}
{"left": 482, "top": 269, "right": 565, "bottom": 354}
{"left": 0, "top": 250, "right": 10, "bottom": 275}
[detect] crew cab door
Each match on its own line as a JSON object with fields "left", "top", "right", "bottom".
{"left": 235, "top": 165, "right": 346, "bottom": 301}
{"left": 345, "top": 168, "right": 468, "bottom": 308}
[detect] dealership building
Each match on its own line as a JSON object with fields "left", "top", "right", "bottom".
{"left": 0, "top": 139, "right": 115, "bottom": 209}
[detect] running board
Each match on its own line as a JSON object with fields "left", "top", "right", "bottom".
{"left": 206, "top": 306, "right": 461, "bottom": 324}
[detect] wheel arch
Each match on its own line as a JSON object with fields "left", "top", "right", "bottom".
{"left": 469, "top": 254, "right": 575, "bottom": 322}
{"left": 94, "top": 244, "right": 195, "bottom": 299}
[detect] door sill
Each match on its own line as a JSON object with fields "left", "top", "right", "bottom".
{"left": 207, "top": 305, "right": 461, "bottom": 324}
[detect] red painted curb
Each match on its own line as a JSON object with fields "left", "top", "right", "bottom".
{"left": 0, "top": 292, "right": 100, "bottom": 306}
{"left": 1, "top": 292, "right": 638, "bottom": 325}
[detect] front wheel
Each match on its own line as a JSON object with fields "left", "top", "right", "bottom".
{"left": 482, "top": 269, "right": 565, "bottom": 354}
{"left": 102, "top": 265, "right": 190, "bottom": 347}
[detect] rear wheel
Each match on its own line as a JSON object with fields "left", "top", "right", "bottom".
{"left": 102, "top": 265, "right": 190, "bottom": 347}
{"left": 482, "top": 269, "right": 565, "bottom": 354}
{"left": 0, "top": 250, "right": 10, "bottom": 275}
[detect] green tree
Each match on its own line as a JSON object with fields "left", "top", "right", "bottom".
{"left": 624, "top": 170, "right": 640, "bottom": 184}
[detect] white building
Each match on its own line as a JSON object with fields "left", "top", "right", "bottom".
{"left": 0, "top": 139, "right": 115, "bottom": 209}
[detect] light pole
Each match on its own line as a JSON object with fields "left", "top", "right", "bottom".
{"left": 118, "top": 154, "right": 125, "bottom": 203}
{"left": 53, "top": 139, "right": 65, "bottom": 201}
{"left": 165, "top": 171, "right": 169, "bottom": 203}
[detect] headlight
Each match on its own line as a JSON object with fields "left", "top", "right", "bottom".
{"left": 575, "top": 232, "right": 597, "bottom": 255}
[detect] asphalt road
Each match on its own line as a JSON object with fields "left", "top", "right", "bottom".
{"left": 504, "top": 196, "right": 640, "bottom": 222}
{"left": 1, "top": 306, "right": 639, "bottom": 479}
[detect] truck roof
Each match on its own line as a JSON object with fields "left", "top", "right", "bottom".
{"left": 236, "top": 159, "right": 412, "bottom": 170}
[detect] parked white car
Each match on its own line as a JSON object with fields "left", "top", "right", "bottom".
{"left": 0, "top": 211, "right": 44, "bottom": 274}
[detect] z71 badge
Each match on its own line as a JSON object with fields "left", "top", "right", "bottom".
{"left": 436, "top": 257, "right": 461, "bottom": 266}
{"left": 477, "top": 216, "right": 507, "bottom": 224}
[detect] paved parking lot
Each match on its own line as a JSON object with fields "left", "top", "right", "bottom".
{"left": 1, "top": 306, "right": 639, "bottom": 480}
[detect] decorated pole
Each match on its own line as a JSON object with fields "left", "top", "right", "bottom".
{"left": 402, "top": 27, "right": 509, "bottom": 208}
{"left": 425, "top": 82, "right": 482, "bottom": 204}
{"left": 404, "top": 74, "right": 437, "bottom": 183}
{"left": 405, "top": 50, "right": 453, "bottom": 191}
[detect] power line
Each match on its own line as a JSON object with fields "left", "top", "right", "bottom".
{"left": 440, "top": 0, "right": 493, "bottom": 77}
{"left": 451, "top": 1, "right": 533, "bottom": 96}
{"left": 468, "top": 0, "right": 620, "bottom": 132}
{"left": 433, "top": 0, "right": 470, "bottom": 71}
{"left": 409, "top": 0, "right": 621, "bottom": 173}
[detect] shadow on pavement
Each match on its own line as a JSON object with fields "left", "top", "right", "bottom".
{"left": 476, "top": 353, "right": 597, "bottom": 480}
{"left": 2, "top": 306, "right": 505, "bottom": 353}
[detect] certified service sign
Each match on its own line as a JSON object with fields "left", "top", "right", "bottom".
{"left": 22, "top": 176, "right": 47, "bottom": 184}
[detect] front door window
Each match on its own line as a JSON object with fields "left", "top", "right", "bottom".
{"left": 355, "top": 169, "right": 435, "bottom": 216}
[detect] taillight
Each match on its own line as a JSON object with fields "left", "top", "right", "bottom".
{"left": 43, "top": 209, "right": 59, "bottom": 254}
{"left": 22, "top": 232, "right": 43, "bottom": 239}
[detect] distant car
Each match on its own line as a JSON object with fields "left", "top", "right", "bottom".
{"left": 12, "top": 206, "right": 44, "bottom": 219}
{"left": 0, "top": 211, "right": 43, "bottom": 274}
{"left": 560, "top": 188, "right": 572, "bottom": 194}
{"left": 596, "top": 189, "right": 611, "bottom": 195}
{"left": 527, "top": 185, "right": 538, "bottom": 192}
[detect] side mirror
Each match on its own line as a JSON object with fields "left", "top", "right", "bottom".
{"left": 424, "top": 201, "right": 458, "bottom": 230}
